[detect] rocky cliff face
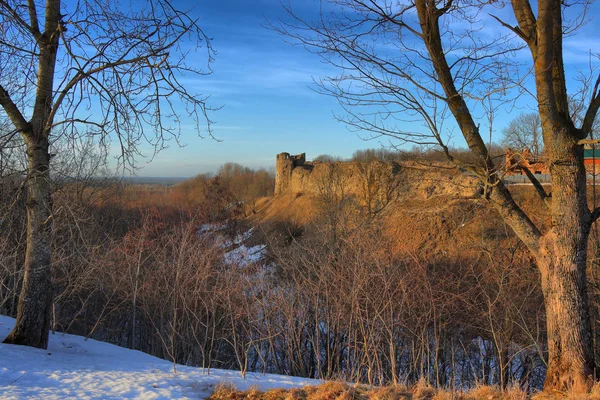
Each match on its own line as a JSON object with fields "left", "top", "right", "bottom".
{"left": 275, "top": 152, "right": 481, "bottom": 201}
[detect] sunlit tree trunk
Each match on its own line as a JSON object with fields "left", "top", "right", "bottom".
{"left": 3, "top": 136, "right": 53, "bottom": 348}
{"left": 416, "top": 0, "right": 598, "bottom": 390}
{"left": 3, "top": 0, "right": 60, "bottom": 348}
{"left": 537, "top": 139, "right": 594, "bottom": 392}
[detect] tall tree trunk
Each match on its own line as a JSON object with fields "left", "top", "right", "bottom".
{"left": 418, "top": 0, "right": 597, "bottom": 388}
{"left": 3, "top": 136, "right": 53, "bottom": 348}
{"left": 2, "top": 0, "right": 60, "bottom": 349}
{"left": 538, "top": 139, "right": 594, "bottom": 392}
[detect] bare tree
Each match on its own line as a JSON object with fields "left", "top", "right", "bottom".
{"left": 276, "top": 0, "right": 600, "bottom": 392}
{"left": 502, "top": 113, "right": 543, "bottom": 157}
{"left": 356, "top": 161, "right": 400, "bottom": 216}
{"left": 0, "top": 0, "right": 214, "bottom": 349}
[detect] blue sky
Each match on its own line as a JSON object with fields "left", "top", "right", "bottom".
{"left": 134, "top": 0, "right": 363, "bottom": 177}
{"left": 132, "top": 0, "right": 600, "bottom": 177}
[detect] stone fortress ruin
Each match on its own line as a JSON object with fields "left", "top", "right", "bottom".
{"left": 274, "top": 152, "right": 481, "bottom": 201}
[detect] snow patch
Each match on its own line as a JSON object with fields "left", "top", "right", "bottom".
{"left": 0, "top": 316, "right": 320, "bottom": 399}
{"left": 224, "top": 244, "right": 267, "bottom": 265}
{"left": 198, "top": 223, "right": 227, "bottom": 234}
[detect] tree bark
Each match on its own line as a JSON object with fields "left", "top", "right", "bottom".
{"left": 3, "top": 0, "right": 60, "bottom": 349}
{"left": 3, "top": 136, "right": 53, "bottom": 348}
{"left": 537, "top": 138, "right": 595, "bottom": 393}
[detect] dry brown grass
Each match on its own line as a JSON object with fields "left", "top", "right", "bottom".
{"left": 305, "top": 382, "right": 368, "bottom": 399}
{"left": 369, "top": 385, "right": 412, "bottom": 399}
{"left": 463, "top": 385, "right": 501, "bottom": 399}
{"left": 209, "top": 380, "right": 600, "bottom": 400}
{"left": 412, "top": 380, "right": 437, "bottom": 399}
{"left": 431, "top": 389, "right": 459, "bottom": 400}
{"left": 527, "top": 382, "right": 600, "bottom": 400}
{"left": 589, "top": 382, "right": 600, "bottom": 400}
{"left": 207, "top": 382, "right": 538, "bottom": 400}
{"left": 208, "top": 381, "right": 370, "bottom": 400}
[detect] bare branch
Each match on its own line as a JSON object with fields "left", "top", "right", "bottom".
{"left": 591, "top": 207, "right": 600, "bottom": 224}
{"left": 510, "top": 0, "right": 538, "bottom": 46}
{"left": 25, "top": 0, "right": 40, "bottom": 39}
{"left": 581, "top": 74, "right": 600, "bottom": 135}
{"left": 0, "top": 0, "right": 40, "bottom": 40}
{"left": 0, "top": 84, "right": 29, "bottom": 133}
{"left": 521, "top": 164, "right": 551, "bottom": 208}
{"left": 488, "top": 14, "right": 529, "bottom": 44}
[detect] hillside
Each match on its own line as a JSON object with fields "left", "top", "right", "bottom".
{"left": 250, "top": 183, "right": 549, "bottom": 257}
{"left": 0, "top": 316, "right": 320, "bottom": 400}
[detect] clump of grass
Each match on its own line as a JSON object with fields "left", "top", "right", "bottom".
{"left": 413, "top": 380, "right": 437, "bottom": 399}
{"left": 588, "top": 382, "right": 600, "bottom": 400}
{"left": 431, "top": 388, "right": 459, "bottom": 400}
{"left": 463, "top": 385, "right": 528, "bottom": 400}
{"left": 369, "top": 384, "right": 412, "bottom": 399}
{"left": 302, "top": 381, "right": 368, "bottom": 400}
{"left": 209, "top": 384, "right": 299, "bottom": 400}
{"left": 463, "top": 385, "right": 503, "bottom": 399}
{"left": 503, "top": 386, "right": 529, "bottom": 400}
{"left": 208, "top": 382, "right": 244, "bottom": 400}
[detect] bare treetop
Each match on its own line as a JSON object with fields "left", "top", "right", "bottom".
{"left": 0, "top": 0, "right": 216, "bottom": 351}
{"left": 0, "top": 0, "right": 216, "bottom": 168}
{"left": 274, "top": 0, "right": 531, "bottom": 159}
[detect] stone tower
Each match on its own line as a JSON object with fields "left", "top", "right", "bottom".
{"left": 275, "top": 152, "right": 305, "bottom": 196}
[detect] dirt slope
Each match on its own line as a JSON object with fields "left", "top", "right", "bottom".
{"left": 249, "top": 185, "right": 548, "bottom": 257}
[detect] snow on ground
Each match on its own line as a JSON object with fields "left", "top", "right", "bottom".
{"left": 0, "top": 316, "right": 320, "bottom": 400}
{"left": 215, "top": 229, "right": 256, "bottom": 249}
{"left": 224, "top": 244, "right": 267, "bottom": 265}
{"left": 198, "top": 223, "right": 227, "bottom": 234}
{"left": 198, "top": 225, "right": 267, "bottom": 266}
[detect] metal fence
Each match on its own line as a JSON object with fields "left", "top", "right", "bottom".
{"left": 503, "top": 174, "right": 600, "bottom": 184}
{"left": 503, "top": 174, "right": 551, "bottom": 184}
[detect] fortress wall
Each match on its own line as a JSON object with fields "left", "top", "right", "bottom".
{"left": 275, "top": 152, "right": 481, "bottom": 201}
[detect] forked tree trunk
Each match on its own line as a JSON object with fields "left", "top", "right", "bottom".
{"left": 418, "top": 0, "right": 598, "bottom": 385}
{"left": 3, "top": 136, "right": 53, "bottom": 348}
{"left": 537, "top": 138, "right": 595, "bottom": 392}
